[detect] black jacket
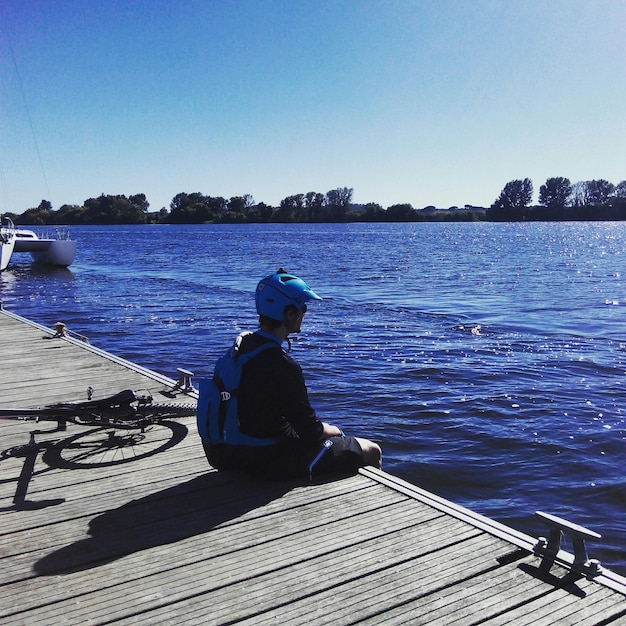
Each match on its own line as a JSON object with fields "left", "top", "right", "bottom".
{"left": 237, "top": 332, "right": 324, "bottom": 443}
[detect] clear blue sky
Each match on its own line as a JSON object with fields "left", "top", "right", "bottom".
{"left": 1, "top": 0, "right": 624, "bottom": 213}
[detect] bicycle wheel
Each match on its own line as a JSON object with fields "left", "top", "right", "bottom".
{"left": 42, "top": 421, "right": 188, "bottom": 470}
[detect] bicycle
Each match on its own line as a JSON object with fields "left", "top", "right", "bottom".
{"left": 0, "top": 388, "right": 197, "bottom": 471}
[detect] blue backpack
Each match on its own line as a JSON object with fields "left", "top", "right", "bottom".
{"left": 197, "top": 333, "right": 279, "bottom": 446}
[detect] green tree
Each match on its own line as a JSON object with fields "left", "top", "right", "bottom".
{"left": 225, "top": 196, "right": 247, "bottom": 222}
{"left": 539, "top": 177, "right": 571, "bottom": 215}
{"left": 129, "top": 193, "right": 149, "bottom": 213}
{"left": 15, "top": 200, "right": 51, "bottom": 225}
{"left": 570, "top": 181, "right": 589, "bottom": 207}
{"left": 606, "top": 181, "right": 626, "bottom": 220}
{"left": 387, "top": 203, "right": 416, "bottom": 221}
{"left": 494, "top": 178, "right": 533, "bottom": 208}
{"left": 38, "top": 199, "right": 53, "bottom": 212}
{"left": 613, "top": 180, "right": 626, "bottom": 198}
{"left": 363, "top": 202, "right": 385, "bottom": 221}
{"left": 83, "top": 194, "right": 147, "bottom": 224}
{"left": 487, "top": 179, "right": 533, "bottom": 221}
{"left": 167, "top": 192, "right": 225, "bottom": 223}
{"left": 15, "top": 208, "right": 45, "bottom": 225}
{"left": 83, "top": 195, "right": 111, "bottom": 223}
{"left": 586, "top": 179, "right": 614, "bottom": 205}
{"left": 227, "top": 195, "right": 254, "bottom": 213}
{"left": 255, "top": 202, "right": 274, "bottom": 222}
{"left": 571, "top": 180, "right": 616, "bottom": 208}
{"left": 325, "top": 187, "right": 353, "bottom": 222}
{"left": 275, "top": 194, "right": 304, "bottom": 222}
{"left": 149, "top": 207, "right": 169, "bottom": 224}
{"left": 305, "top": 192, "right": 325, "bottom": 222}
{"left": 209, "top": 196, "right": 227, "bottom": 219}
{"left": 57, "top": 204, "right": 86, "bottom": 223}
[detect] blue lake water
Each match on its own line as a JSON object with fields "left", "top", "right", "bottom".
{"left": 2, "top": 221, "right": 625, "bottom": 574}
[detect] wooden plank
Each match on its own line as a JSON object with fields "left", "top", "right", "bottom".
{"left": 6, "top": 513, "right": 478, "bottom": 625}
{"left": 2, "top": 497, "right": 440, "bottom": 622}
{"left": 0, "top": 309, "right": 185, "bottom": 407}
{"left": 0, "top": 473, "right": 380, "bottom": 576}
{"left": 480, "top": 575, "right": 626, "bottom": 626}
{"left": 117, "top": 526, "right": 497, "bottom": 625}
{"left": 228, "top": 534, "right": 501, "bottom": 626}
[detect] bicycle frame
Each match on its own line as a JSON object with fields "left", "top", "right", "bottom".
{"left": 0, "top": 389, "right": 196, "bottom": 430}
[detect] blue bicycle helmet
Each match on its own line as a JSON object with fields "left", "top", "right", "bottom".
{"left": 256, "top": 269, "right": 322, "bottom": 321}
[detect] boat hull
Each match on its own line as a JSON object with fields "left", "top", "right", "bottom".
{"left": 31, "top": 240, "right": 77, "bottom": 266}
{"left": 13, "top": 229, "right": 76, "bottom": 266}
{"left": 0, "top": 218, "right": 16, "bottom": 271}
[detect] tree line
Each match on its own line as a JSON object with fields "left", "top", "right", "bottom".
{"left": 488, "top": 177, "right": 626, "bottom": 221}
{"left": 5, "top": 178, "right": 626, "bottom": 226}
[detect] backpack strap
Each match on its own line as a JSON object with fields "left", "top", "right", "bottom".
{"left": 222, "top": 341, "right": 280, "bottom": 445}
{"left": 197, "top": 338, "right": 281, "bottom": 447}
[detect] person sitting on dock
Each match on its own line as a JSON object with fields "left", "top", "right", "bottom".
{"left": 197, "top": 269, "right": 382, "bottom": 480}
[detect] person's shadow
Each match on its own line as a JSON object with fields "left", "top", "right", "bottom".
{"left": 34, "top": 470, "right": 294, "bottom": 576}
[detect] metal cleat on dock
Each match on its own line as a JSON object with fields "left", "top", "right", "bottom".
{"left": 533, "top": 510, "right": 603, "bottom": 579}
{"left": 174, "top": 368, "right": 195, "bottom": 392}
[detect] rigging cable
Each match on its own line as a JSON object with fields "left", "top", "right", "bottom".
{"left": 1, "top": 15, "right": 52, "bottom": 207}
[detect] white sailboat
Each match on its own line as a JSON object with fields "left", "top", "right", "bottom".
{"left": 13, "top": 227, "right": 76, "bottom": 266}
{"left": 0, "top": 216, "right": 16, "bottom": 271}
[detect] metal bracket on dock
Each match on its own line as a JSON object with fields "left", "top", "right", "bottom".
{"left": 174, "top": 368, "right": 195, "bottom": 392}
{"left": 533, "top": 510, "right": 603, "bottom": 579}
{"left": 51, "top": 321, "right": 89, "bottom": 343}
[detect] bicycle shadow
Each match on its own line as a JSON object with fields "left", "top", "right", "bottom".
{"left": 0, "top": 440, "right": 65, "bottom": 512}
{"left": 33, "top": 470, "right": 296, "bottom": 576}
{"left": 0, "top": 421, "right": 189, "bottom": 511}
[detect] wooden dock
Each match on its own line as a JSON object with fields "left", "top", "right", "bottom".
{"left": 1, "top": 306, "right": 625, "bottom": 625}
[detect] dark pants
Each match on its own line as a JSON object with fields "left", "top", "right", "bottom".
{"left": 203, "top": 436, "right": 364, "bottom": 481}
